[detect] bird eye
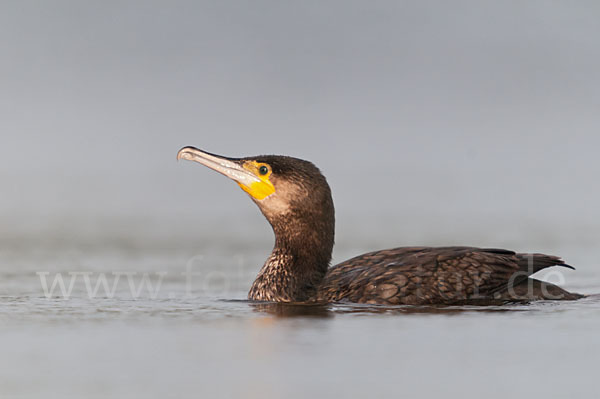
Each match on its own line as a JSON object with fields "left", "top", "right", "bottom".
{"left": 259, "top": 165, "right": 269, "bottom": 175}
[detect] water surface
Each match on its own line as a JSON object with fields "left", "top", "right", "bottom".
{"left": 1, "top": 225, "right": 599, "bottom": 399}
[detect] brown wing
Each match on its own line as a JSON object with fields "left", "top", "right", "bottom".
{"left": 317, "top": 246, "right": 571, "bottom": 305}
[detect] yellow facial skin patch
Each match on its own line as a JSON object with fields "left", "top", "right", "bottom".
{"left": 238, "top": 161, "right": 276, "bottom": 200}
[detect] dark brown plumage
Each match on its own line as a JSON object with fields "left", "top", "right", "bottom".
{"left": 318, "top": 247, "right": 582, "bottom": 304}
{"left": 177, "top": 147, "right": 584, "bottom": 305}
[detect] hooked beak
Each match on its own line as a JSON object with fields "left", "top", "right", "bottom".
{"left": 177, "top": 146, "right": 263, "bottom": 189}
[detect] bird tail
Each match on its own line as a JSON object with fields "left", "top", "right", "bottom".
{"left": 517, "top": 253, "right": 574, "bottom": 276}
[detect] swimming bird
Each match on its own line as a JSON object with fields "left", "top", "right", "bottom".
{"left": 177, "top": 147, "right": 583, "bottom": 305}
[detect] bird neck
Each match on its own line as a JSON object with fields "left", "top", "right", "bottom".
{"left": 249, "top": 211, "right": 335, "bottom": 302}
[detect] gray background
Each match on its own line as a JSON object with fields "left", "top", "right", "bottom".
{"left": 1, "top": 1, "right": 599, "bottom": 255}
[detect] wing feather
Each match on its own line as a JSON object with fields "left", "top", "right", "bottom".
{"left": 318, "top": 246, "right": 571, "bottom": 304}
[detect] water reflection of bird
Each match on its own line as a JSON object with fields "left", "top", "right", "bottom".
{"left": 177, "top": 147, "right": 583, "bottom": 305}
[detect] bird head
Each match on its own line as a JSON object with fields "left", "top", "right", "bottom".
{"left": 177, "top": 147, "right": 334, "bottom": 227}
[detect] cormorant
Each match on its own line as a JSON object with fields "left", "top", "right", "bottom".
{"left": 177, "top": 147, "right": 583, "bottom": 305}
